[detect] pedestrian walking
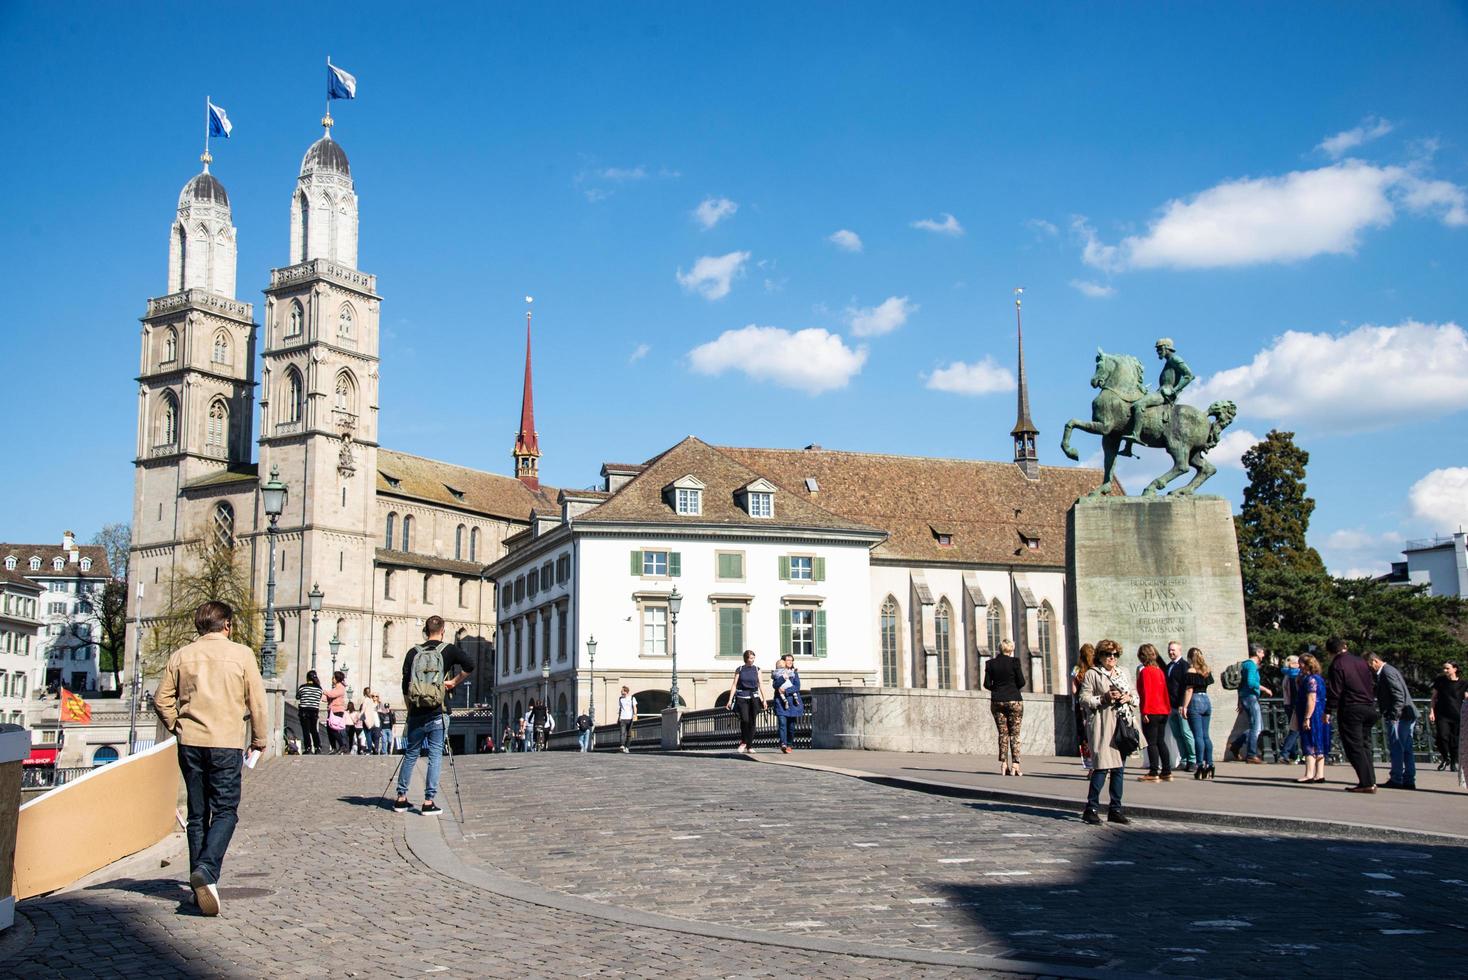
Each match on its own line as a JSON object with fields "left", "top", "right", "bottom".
{"left": 1367, "top": 651, "right": 1418, "bottom": 790}
{"left": 378, "top": 702, "right": 396, "bottom": 754}
{"left": 1325, "top": 636, "right": 1379, "bottom": 793}
{"left": 360, "top": 689, "right": 381, "bottom": 755}
{"left": 1226, "top": 645, "right": 1272, "bottom": 764}
{"left": 344, "top": 702, "right": 360, "bottom": 754}
{"left": 1429, "top": 661, "right": 1465, "bottom": 772}
{"left": 617, "top": 687, "right": 637, "bottom": 752}
{"left": 1279, "top": 654, "right": 1302, "bottom": 763}
{"left": 1135, "top": 644, "right": 1172, "bottom": 781}
{"left": 1180, "top": 647, "right": 1216, "bottom": 780}
{"left": 771, "top": 653, "right": 804, "bottom": 754}
{"left": 531, "top": 698, "right": 552, "bottom": 751}
{"left": 1162, "top": 641, "right": 1196, "bottom": 772}
{"left": 295, "top": 670, "right": 324, "bottom": 754}
{"left": 1072, "top": 643, "right": 1095, "bottom": 770}
{"left": 1294, "top": 653, "right": 1328, "bottom": 784}
{"left": 726, "top": 650, "right": 768, "bottom": 755}
{"left": 501, "top": 723, "right": 513, "bottom": 753}
{"left": 984, "top": 639, "right": 1027, "bottom": 776}
{"left": 576, "top": 710, "right": 593, "bottom": 752}
{"left": 514, "top": 715, "right": 527, "bottom": 752}
{"left": 152, "top": 600, "right": 267, "bottom": 917}
{"left": 324, "top": 670, "right": 348, "bottom": 754}
{"left": 1078, "top": 639, "right": 1139, "bottom": 824}
{"left": 392, "top": 615, "right": 474, "bottom": 815}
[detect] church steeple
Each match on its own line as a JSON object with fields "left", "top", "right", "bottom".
{"left": 512, "top": 300, "right": 541, "bottom": 489}
{"left": 1010, "top": 288, "right": 1039, "bottom": 479}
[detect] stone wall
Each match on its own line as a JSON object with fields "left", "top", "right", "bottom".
{"left": 811, "top": 686, "right": 1076, "bottom": 755}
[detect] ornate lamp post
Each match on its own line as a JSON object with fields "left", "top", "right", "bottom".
{"left": 259, "top": 465, "right": 288, "bottom": 679}
{"left": 328, "top": 633, "right": 342, "bottom": 678}
{"left": 585, "top": 635, "right": 597, "bottom": 729}
{"left": 667, "top": 587, "right": 682, "bottom": 712}
{"left": 308, "top": 583, "right": 324, "bottom": 672}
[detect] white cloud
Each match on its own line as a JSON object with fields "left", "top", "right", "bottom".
{"left": 924, "top": 357, "right": 1015, "bottom": 396}
{"left": 846, "top": 296, "right": 916, "bottom": 337}
{"left": 628, "top": 343, "right": 651, "bottom": 363}
{"left": 1069, "top": 279, "right": 1115, "bottom": 298}
{"left": 1190, "top": 320, "right": 1468, "bottom": 433}
{"left": 1319, "top": 527, "right": 1403, "bottom": 578}
{"left": 1318, "top": 116, "right": 1394, "bottom": 159}
{"left": 687, "top": 325, "right": 867, "bottom": 394}
{"left": 693, "top": 197, "right": 738, "bottom": 229}
{"left": 1076, "top": 161, "right": 1467, "bottom": 271}
{"left": 828, "top": 229, "right": 863, "bottom": 252}
{"left": 1027, "top": 218, "right": 1059, "bottom": 238}
{"left": 600, "top": 165, "right": 649, "bottom": 181}
{"left": 676, "top": 250, "right": 751, "bottom": 300}
{"left": 1208, "top": 429, "right": 1260, "bottom": 470}
{"left": 1409, "top": 467, "right": 1468, "bottom": 530}
{"left": 911, "top": 212, "right": 964, "bottom": 236}
{"left": 575, "top": 163, "right": 679, "bottom": 201}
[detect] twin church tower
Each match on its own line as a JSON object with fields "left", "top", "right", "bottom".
{"left": 130, "top": 123, "right": 548, "bottom": 690}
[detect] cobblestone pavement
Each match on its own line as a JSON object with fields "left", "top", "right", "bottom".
{"left": 9, "top": 756, "right": 997, "bottom": 980}
{"left": 452, "top": 752, "right": 1468, "bottom": 976}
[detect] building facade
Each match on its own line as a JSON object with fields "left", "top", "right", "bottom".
{"left": 1, "top": 533, "right": 112, "bottom": 694}
{"left": 0, "top": 570, "right": 43, "bottom": 728}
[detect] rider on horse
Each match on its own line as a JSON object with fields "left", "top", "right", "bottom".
{"left": 1122, "top": 338, "right": 1195, "bottom": 457}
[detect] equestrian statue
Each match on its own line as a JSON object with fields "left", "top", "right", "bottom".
{"left": 1060, "top": 338, "right": 1238, "bottom": 497}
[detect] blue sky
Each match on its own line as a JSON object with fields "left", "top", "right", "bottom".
{"left": 2, "top": 2, "right": 1465, "bottom": 574}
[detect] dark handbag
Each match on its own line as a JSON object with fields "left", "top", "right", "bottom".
{"left": 1101, "top": 671, "right": 1141, "bottom": 755}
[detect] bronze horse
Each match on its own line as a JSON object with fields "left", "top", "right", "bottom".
{"left": 1060, "top": 349, "right": 1237, "bottom": 496}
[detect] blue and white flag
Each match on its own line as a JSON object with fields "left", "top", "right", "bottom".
{"left": 207, "top": 101, "right": 232, "bottom": 138}
{"left": 327, "top": 62, "right": 357, "bottom": 100}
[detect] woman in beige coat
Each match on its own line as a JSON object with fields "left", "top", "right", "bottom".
{"left": 1079, "top": 639, "right": 1142, "bottom": 825}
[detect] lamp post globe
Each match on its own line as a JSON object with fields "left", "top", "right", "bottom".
{"left": 328, "top": 633, "right": 342, "bottom": 677}
{"left": 667, "top": 586, "right": 682, "bottom": 712}
{"left": 307, "top": 583, "right": 324, "bottom": 671}
{"left": 259, "top": 465, "right": 288, "bottom": 680}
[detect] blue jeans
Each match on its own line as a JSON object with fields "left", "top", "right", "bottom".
{"left": 396, "top": 713, "right": 446, "bottom": 801}
{"left": 776, "top": 714, "right": 795, "bottom": 747}
{"left": 1187, "top": 694, "right": 1214, "bottom": 767}
{"left": 578, "top": 728, "right": 592, "bottom": 752}
{"left": 1168, "top": 709, "right": 1195, "bottom": 765}
{"left": 1231, "top": 694, "right": 1261, "bottom": 757}
{"left": 1280, "top": 727, "right": 1301, "bottom": 761}
{"left": 1086, "top": 767, "right": 1124, "bottom": 810}
{"left": 1386, "top": 717, "right": 1417, "bottom": 784}
{"left": 177, "top": 744, "right": 242, "bottom": 885}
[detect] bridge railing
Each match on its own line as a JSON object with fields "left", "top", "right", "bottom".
{"left": 1255, "top": 697, "right": 1437, "bottom": 763}
{"left": 541, "top": 697, "right": 816, "bottom": 752}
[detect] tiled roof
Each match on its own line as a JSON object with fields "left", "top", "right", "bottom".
{"left": 375, "top": 548, "right": 484, "bottom": 576}
{"left": 718, "top": 445, "right": 1111, "bottom": 567}
{"left": 0, "top": 543, "right": 112, "bottom": 579}
{"left": 377, "top": 448, "right": 557, "bottom": 523}
{"left": 577, "top": 438, "right": 881, "bottom": 535}
{"left": 184, "top": 465, "right": 259, "bottom": 490}
{"left": 0, "top": 568, "right": 43, "bottom": 592}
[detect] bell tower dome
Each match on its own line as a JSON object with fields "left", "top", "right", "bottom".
{"left": 289, "top": 130, "right": 358, "bottom": 266}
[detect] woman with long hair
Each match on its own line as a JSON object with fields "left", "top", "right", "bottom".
{"left": 1072, "top": 643, "right": 1096, "bottom": 769}
{"left": 343, "top": 701, "right": 359, "bottom": 755}
{"left": 295, "top": 669, "right": 324, "bottom": 754}
{"left": 1295, "top": 653, "right": 1328, "bottom": 783}
{"left": 1136, "top": 644, "right": 1172, "bottom": 781}
{"left": 324, "top": 669, "right": 348, "bottom": 754}
{"left": 1180, "top": 648, "right": 1215, "bottom": 779}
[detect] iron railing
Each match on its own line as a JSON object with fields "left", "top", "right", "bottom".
{"left": 1255, "top": 697, "right": 1437, "bottom": 763}
{"left": 21, "top": 766, "right": 93, "bottom": 790}
{"left": 542, "top": 696, "right": 817, "bottom": 752}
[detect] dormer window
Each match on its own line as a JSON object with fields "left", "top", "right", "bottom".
{"left": 382, "top": 472, "right": 401, "bottom": 489}
{"left": 3, "top": 557, "right": 14, "bottom": 570}
{"left": 445, "top": 485, "right": 465, "bottom": 501}
{"left": 1018, "top": 530, "right": 1040, "bottom": 550}
{"left": 80, "top": 558, "right": 92, "bottom": 572}
{"left": 930, "top": 524, "right": 955, "bottom": 548}
{"left": 29, "top": 557, "right": 41, "bottom": 571}
{"left": 665, "top": 474, "right": 706, "bottom": 516}
{"left": 52, "top": 557, "right": 64, "bottom": 571}
{"left": 739, "top": 478, "right": 777, "bottom": 518}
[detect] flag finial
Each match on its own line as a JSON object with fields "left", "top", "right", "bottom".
{"left": 201, "top": 149, "right": 213, "bottom": 172}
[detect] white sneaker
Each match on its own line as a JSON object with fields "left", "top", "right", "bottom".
{"left": 190, "top": 870, "right": 220, "bottom": 916}
{"left": 621, "top": 746, "right": 629, "bottom": 753}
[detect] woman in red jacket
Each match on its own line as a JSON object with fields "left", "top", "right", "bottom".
{"left": 1136, "top": 644, "right": 1173, "bottom": 781}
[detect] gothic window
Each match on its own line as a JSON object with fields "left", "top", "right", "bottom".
{"left": 421, "top": 573, "right": 432, "bottom": 603}
{"left": 458, "top": 579, "right": 468, "bottom": 607}
{"left": 1037, "top": 601, "right": 1056, "bottom": 694}
{"left": 206, "top": 400, "right": 228, "bottom": 449}
{"left": 385, "top": 512, "right": 396, "bottom": 549}
{"left": 212, "top": 332, "right": 230, "bottom": 365}
{"left": 213, "top": 502, "right": 235, "bottom": 549}
{"left": 454, "top": 524, "right": 465, "bottom": 560}
{"left": 384, "top": 569, "right": 395, "bottom": 600}
{"left": 158, "top": 392, "right": 179, "bottom": 446}
{"left": 879, "top": 596, "right": 901, "bottom": 687}
{"left": 986, "top": 599, "right": 1006, "bottom": 653}
{"left": 469, "top": 527, "right": 479, "bottom": 563}
{"left": 161, "top": 328, "right": 177, "bottom": 364}
{"left": 401, "top": 515, "right": 413, "bottom": 552}
{"left": 334, "top": 371, "right": 356, "bottom": 412}
{"left": 935, "top": 599, "right": 954, "bottom": 689}
{"left": 382, "top": 621, "right": 393, "bottom": 660}
{"left": 287, "top": 301, "right": 304, "bottom": 338}
{"left": 296, "top": 193, "right": 310, "bottom": 263}
{"left": 284, "top": 369, "right": 303, "bottom": 424}
{"left": 338, "top": 304, "right": 354, "bottom": 341}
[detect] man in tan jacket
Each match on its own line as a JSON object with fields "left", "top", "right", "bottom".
{"left": 154, "top": 600, "right": 267, "bottom": 916}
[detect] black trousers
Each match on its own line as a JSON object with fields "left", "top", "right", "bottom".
{"left": 1338, "top": 702, "right": 1381, "bottom": 788}
{"left": 1142, "top": 714, "right": 1172, "bottom": 775}
{"left": 177, "top": 744, "right": 242, "bottom": 885}
{"left": 299, "top": 709, "right": 321, "bottom": 753}
{"left": 619, "top": 720, "right": 633, "bottom": 748}
{"left": 734, "top": 697, "right": 758, "bottom": 746}
{"left": 1435, "top": 713, "right": 1460, "bottom": 766}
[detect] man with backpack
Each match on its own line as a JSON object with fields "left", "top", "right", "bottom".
{"left": 393, "top": 616, "right": 474, "bottom": 815}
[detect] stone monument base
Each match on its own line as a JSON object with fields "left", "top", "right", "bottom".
{"left": 1067, "top": 495, "right": 1249, "bottom": 756}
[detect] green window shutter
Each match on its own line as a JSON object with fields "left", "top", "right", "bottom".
{"left": 733, "top": 607, "right": 744, "bottom": 655}
{"left": 732, "top": 552, "right": 744, "bottom": 578}
{"left": 815, "top": 609, "right": 828, "bottom": 658}
{"left": 778, "top": 555, "right": 790, "bottom": 581}
{"left": 630, "top": 550, "right": 642, "bottom": 575}
{"left": 718, "top": 607, "right": 734, "bottom": 657}
{"left": 669, "top": 552, "right": 681, "bottom": 577}
{"left": 813, "top": 556, "right": 826, "bottom": 582}
{"left": 716, "top": 553, "right": 730, "bottom": 578}
{"left": 779, "top": 608, "right": 792, "bottom": 656}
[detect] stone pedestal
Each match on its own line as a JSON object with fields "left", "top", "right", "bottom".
{"left": 1067, "top": 496, "right": 1249, "bottom": 754}
{"left": 660, "top": 707, "right": 681, "bottom": 750}
{"left": 265, "top": 682, "right": 288, "bottom": 759}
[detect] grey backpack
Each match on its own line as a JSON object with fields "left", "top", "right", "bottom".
{"left": 406, "top": 644, "right": 446, "bottom": 712}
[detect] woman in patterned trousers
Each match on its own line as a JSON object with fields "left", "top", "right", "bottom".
{"left": 984, "top": 639, "right": 1028, "bottom": 776}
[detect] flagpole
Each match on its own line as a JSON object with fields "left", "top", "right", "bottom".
{"left": 202, "top": 95, "right": 212, "bottom": 172}
{"left": 323, "top": 56, "right": 334, "bottom": 137}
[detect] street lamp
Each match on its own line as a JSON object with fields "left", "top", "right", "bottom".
{"left": 259, "top": 465, "right": 288, "bottom": 679}
{"left": 308, "top": 583, "right": 324, "bottom": 672}
{"left": 328, "top": 633, "right": 342, "bottom": 678}
{"left": 667, "top": 587, "right": 682, "bottom": 713}
{"left": 585, "top": 635, "right": 597, "bottom": 729}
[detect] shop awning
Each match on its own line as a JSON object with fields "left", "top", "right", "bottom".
{"left": 24, "top": 747, "right": 58, "bottom": 765}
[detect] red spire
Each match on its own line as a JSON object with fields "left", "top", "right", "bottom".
{"left": 512, "top": 307, "right": 541, "bottom": 488}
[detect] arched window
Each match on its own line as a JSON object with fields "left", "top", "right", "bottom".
{"left": 384, "top": 569, "right": 395, "bottom": 600}
{"left": 213, "top": 502, "right": 235, "bottom": 549}
{"left": 986, "top": 599, "right": 1006, "bottom": 653}
{"left": 879, "top": 596, "right": 901, "bottom": 687}
{"left": 1037, "top": 601, "right": 1055, "bottom": 694}
{"left": 422, "top": 573, "right": 432, "bottom": 603}
{"left": 935, "top": 599, "right": 954, "bottom": 689}
{"left": 338, "top": 303, "right": 354, "bottom": 340}
{"left": 401, "top": 515, "right": 413, "bottom": 552}
{"left": 284, "top": 369, "right": 303, "bottom": 424}
{"left": 287, "top": 300, "right": 304, "bottom": 338}
{"left": 206, "top": 400, "right": 228, "bottom": 449}
{"left": 458, "top": 579, "right": 468, "bottom": 607}
{"left": 162, "top": 328, "right": 177, "bottom": 363}
{"left": 212, "top": 332, "right": 230, "bottom": 365}
{"left": 296, "top": 193, "right": 309, "bottom": 263}
{"left": 334, "top": 371, "right": 355, "bottom": 412}
{"left": 158, "top": 392, "right": 179, "bottom": 446}
{"left": 382, "top": 620, "right": 393, "bottom": 660}
{"left": 470, "top": 527, "right": 479, "bottom": 563}
{"left": 454, "top": 524, "right": 465, "bottom": 560}
{"left": 91, "top": 746, "right": 119, "bottom": 767}
{"left": 384, "top": 512, "right": 397, "bottom": 549}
